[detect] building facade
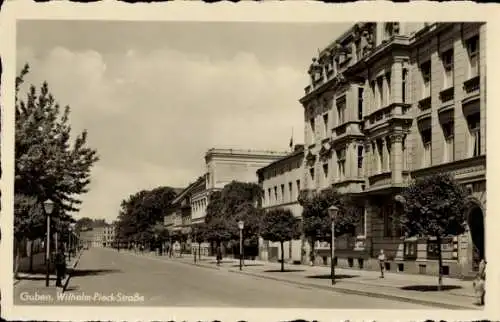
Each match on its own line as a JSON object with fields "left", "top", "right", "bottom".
{"left": 164, "top": 148, "right": 289, "bottom": 255}
{"left": 257, "top": 145, "right": 305, "bottom": 264}
{"left": 299, "top": 22, "right": 485, "bottom": 277}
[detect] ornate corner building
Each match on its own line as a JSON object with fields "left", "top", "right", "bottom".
{"left": 299, "top": 22, "right": 486, "bottom": 278}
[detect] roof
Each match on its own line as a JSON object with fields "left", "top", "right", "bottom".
{"left": 256, "top": 145, "right": 304, "bottom": 176}
{"left": 171, "top": 175, "right": 207, "bottom": 205}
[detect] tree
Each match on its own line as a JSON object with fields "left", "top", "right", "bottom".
{"left": 261, "top": 208, "right": 301, "bottom": 272}
{"left": 115, "top": 186, "right": 178, "bottom": 245}
{"left": 204, "top": 181, "right": 264, "bottom": 253}
{"left": 299, "top": 187, "right": 361, "bottom": 265}
{"left": 15, "top": 64, "right": 99, "bottom": 213}
{"left": 75, "top": 217, "right": 94, "bottom": 232}
{"left": 14, "top": 64, "right": 99, "bottom": 275}
{"left": 397, "top": 173, "right": 468, "bottom": 291}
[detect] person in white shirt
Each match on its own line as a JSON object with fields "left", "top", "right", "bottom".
{"left": 378, "top": 249, "right": 386, "bottom": 278}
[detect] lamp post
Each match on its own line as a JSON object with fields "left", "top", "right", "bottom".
{"left": 43, "top": 199, "right": 55, "bottom": 287}
{"left": 238, "top": 220, "right": 244, "bottom": 271}
{"left": 328, "top": 205, "right": 339, "bottom": 285}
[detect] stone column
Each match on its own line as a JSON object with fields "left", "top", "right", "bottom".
{"left": 391, "top": 59, "right": 403, "bottom": 103}
{"left": 390, "top": 133, "right": 404, "bottom": 185}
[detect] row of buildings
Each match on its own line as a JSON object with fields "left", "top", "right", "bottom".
{"left": 79, "top": 224, "right": 116, "bottom": 248}
{"left": 164, "top": 22, "right": 486, "bottom": 278}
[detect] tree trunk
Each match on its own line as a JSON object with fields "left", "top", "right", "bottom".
{"left": 28, "top": 240, "right": 34, "bottom": 273}
{"left": 198, "top": 242, "right": 202, "bottom": 261}
{"left": 437, "top": 235, "right": 443, "bottom": 291}
{"left": 280, "top": 241, "right": 285, "bottom": 272}
{"left": 14, "top": 239, "right": 21, "bottom": 278}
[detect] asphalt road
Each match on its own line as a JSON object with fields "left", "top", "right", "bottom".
{"left": 19, "top": 247, "right": 432, "bottom": 308}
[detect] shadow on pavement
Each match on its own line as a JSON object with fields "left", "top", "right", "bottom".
{"left": 16, "top": 276, "right": 57, "bottom": 281}
{"left": 231, "top": 264, "right": 265, "bottom": 267}
{"left": 208, "top": 260, "right": 235, "bottom": 264}
{"left": 263, "top": 269, "right": 306, "bottom": 273}
{"left": 65, "top": 286, "right": 80, "bottom": 292}
{"left": 306, "top": 274, "right": 359, "bottom": 279}
{"left": 400, "top": 284, "right": 463, "bottom": 292}
{"left": 70, "top": 269, "right": 122, "bottom": 277}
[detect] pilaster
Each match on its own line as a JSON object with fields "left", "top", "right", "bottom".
{"left": 390, "top": 133, "right": 404, "bottom": 184}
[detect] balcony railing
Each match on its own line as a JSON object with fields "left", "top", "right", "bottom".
{"left": 418, "top": 96, "right": 432, "bottom": 111}
{"left": 439, "top": 87, "right": 454, "bottom": 103}
{"left": 463, "top": 75, "right": 480, "bottom": 94}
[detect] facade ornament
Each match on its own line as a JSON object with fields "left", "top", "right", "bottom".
{"left": 389, "top": 132, "right": 405, "bottom": 143}
{"left": 306, "top": 151, "right": 317, "bottom": 165}
{"left": 308, "top": 58, "right": 323, "bottom": 84}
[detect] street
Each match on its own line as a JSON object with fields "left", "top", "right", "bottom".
{"left": 15, "top": 247, "right": 433, "bottom": 308}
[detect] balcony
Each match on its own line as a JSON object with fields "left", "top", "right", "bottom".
{"left": 439, "top": 87, "right": 454, "bottom": 103}
{"left": 462, "top": 76, "right": 480, "bottom": 105}
{"left": 331, "top": 121, "right": 364, "bottom": 147}
{"left": 463, "top": 75, "right": 480, "bottom": 95}
{"left": 418, "top": 96, "right": 432, "bottom": 111}
{"left": 365, "top": 103, "right": 412, "bottom": 133}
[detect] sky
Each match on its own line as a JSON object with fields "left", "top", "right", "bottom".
{"left": 16, "top": 20, "right": 349, "bottom": 223}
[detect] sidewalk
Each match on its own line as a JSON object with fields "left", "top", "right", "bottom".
{"left": 162, "top": 253, "right": 480, "bottom": 310}
{"left": 14, "top": 250, "right": 83, "bottom": 291}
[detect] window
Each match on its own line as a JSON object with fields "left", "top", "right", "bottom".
{"left": 337, "top": 97, "right": 346, "bottom": 125}
{"left": 467, "top": 112, "right": 481, "bottom": 157}
{"left": 377, "top": 77, "right": 384, "bottom": 108}
{"left": 442, "top": 49, "right": 454, "bottom": 89}
{"left": 421, "top": 61, "right": 431, "bottom": 98}
{"left": 274, "top": 186, "right": 278, "bottom": 203}
{"left": 310, "top": 118, "right": 316, "bottom": 144}
{"left": 357, "top": 145, "right": 364, "bottom": 177}
{"left": 322, "top": 163, "right": 329, "bottom": 186}
{"left": 296, "top": 180, "right": 301, "bottom": 199}
{"left": 402, "top": 68, "right": 408, "bottom": 103}
{"left": 359, "top": 207, "right": 366, "bottom": 235}
{"left": 421, "top": 128, "right": 432, "bottom": 167}
{"left": 358, "top": 87, "right": 364, "bottom": 120}
{"left": 281, "top": 184, "right": 285, "bottom": 203}
{"left": 386, "top": 72, "right": 392, "bottom": 104}
{"left": 402, "top": 135, "right": 408, "bottom": 170}
{"left": 377, "top": 139, "right": 384, "bottom": 173}
{"left": 386, "top": 138, "right": 391, "bottom": 171}
{"left": 467, "top": 36, "right": 479, "bottom": 79}
{"left": 442, "top": 121, "right": 455, "bottom": 163}
{"left": 336, "top": 149, "right": 346, "bottom": 181}
{"left": 323, "top": 113, "right": 329, "bottom": 136}
{"left": 371, "top": 81, "right": 376, "bottom": 111}
{"left": 383, "top": 204, "right": 394, "bottom": 237}
{"left": 287, "top": 182, "right": 292, "bottom": 202}
{"left": 309, "top": 168, "right": 315, "bottom": 184}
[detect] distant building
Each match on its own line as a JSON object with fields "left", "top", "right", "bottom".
{"left": 164, "top": 148, "right": 289, "bottom": 255}
{"left": 257, "top": 145, "right": 305, "bottom": 264}
{"left": 78, "top": 224, "right": 115, "bottom": 248}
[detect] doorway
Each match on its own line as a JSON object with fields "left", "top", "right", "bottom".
{"left": 467, "top": 205, "right": 485, "bottom": 271}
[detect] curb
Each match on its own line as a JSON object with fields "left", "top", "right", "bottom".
{"left": 227, "top": 269, "right": 479, "bottom": 310}
{"left": 172, "top": 258, "right": 224, "bottom": 271}
{"left": 62, "top": 250, "right": 84, "bottom": 292}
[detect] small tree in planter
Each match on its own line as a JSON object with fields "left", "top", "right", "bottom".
{"left": 396, "top": 173, "right": 468, "bottom": 291}
{"left": 261, "top": 208, "right": 301, "bottom": 272}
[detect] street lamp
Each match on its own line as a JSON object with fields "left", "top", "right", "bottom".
{"left": 43, "top": 199, "right": 55, "bottom": 287}
{"left": 328, "top": 205, "right": 339, "bottom": 285}
{"left": 238, "top": 220, "right": 244, "bottom": 271}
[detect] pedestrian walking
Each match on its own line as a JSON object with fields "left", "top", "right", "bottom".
{"left": 473, "top": 258, "right": 486, "bottom": 306}
{"left": 55, "top": 249, "right": 67, "bottom": 288}
{"left": 216, "top": 244, "right": 222, "bottom": 266}
{"left": 378, "top": 249, "right": 386, "bottom": 278}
